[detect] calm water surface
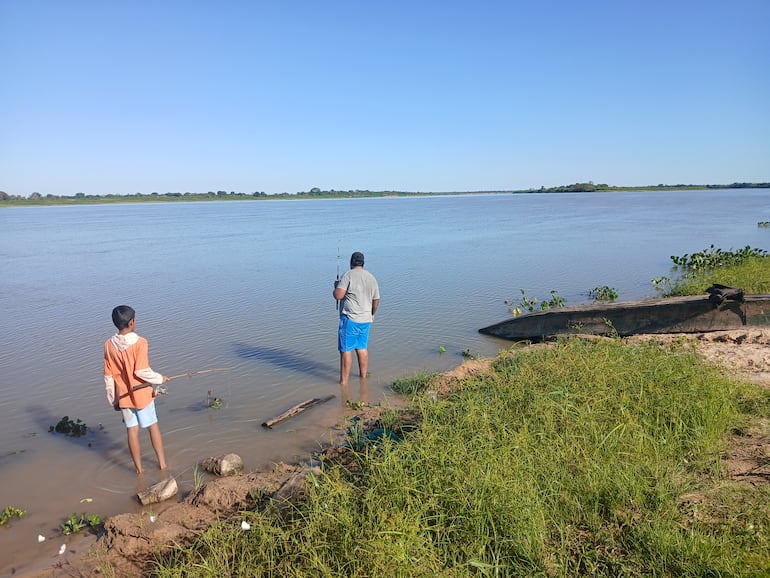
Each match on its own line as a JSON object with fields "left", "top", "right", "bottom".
{"left": 1, "top": 189, "right": 768, "bottom": 572}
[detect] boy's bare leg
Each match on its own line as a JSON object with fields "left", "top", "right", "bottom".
{"left": 147, "top": 423, "right": 167, "bottom": 470}
{"left": 127, "top": 426, "right": 143, "bottom": 475}
{"left": 356, "top": 348, "right": 369, "bottom": 378}
{"left": 339, "top": 350, "right": 353, "bottom": 385}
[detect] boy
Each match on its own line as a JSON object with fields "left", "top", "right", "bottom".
{"left": 103, "top": 305, "right": 169, "bottom": 475}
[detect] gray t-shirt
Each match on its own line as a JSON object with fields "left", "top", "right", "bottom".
{"left": 339, "top": 268, "right": 380, "bottom": 323}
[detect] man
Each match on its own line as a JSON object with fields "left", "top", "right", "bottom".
{"left": 334, "top": 251, "right": 380, "bottom": 385}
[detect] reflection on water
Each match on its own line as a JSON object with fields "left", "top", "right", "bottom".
{"left": 1, "top": 190, "right": 768, "bottom": 574}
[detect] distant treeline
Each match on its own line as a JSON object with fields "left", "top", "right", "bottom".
{"left": 1, "top": 182, "right": 768, "bottom": 206}
{"left": 528, "top": 181, "right": 770, "bottom": 193}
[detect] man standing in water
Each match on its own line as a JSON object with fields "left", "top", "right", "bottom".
{"left": 334, "top": 251, "right": 380, "bottom": 385}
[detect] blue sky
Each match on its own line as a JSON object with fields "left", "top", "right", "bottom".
{"left": 1, "top": 0, "right": 768, "bottom": 196}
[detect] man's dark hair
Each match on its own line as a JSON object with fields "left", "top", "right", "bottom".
{"left": 112, "top": 305, "right": 136, "bottom": 330}
{"left": 350, "top": 251, "right": 365, "bottom": 267}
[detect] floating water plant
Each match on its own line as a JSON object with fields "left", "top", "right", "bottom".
{"left": 60, "top": 512, "right": 102, "bottom": 535}
{"left": 505, "top": 289, "right": 566, "bottom": 316}
{"left": 586, "top": 285, "right": 618, "bottom": 303}
{"left": 206, "top": 390, "right": 223, "bottom": 409}
{"left": 49, "top": 416, "right": 87, "bottom": 437}
{"left": 670, "top": 244, "right": 767, "bottom": 271}
{"left": 0, "top": 505, "right": 26, "bottom": 526}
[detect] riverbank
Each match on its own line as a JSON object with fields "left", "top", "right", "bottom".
{"left": 26, "top": 328, "right": 770, "bottom": 577}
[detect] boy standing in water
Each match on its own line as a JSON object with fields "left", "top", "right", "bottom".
{"left": 103, "top": 305, "right": 169, "bottom": 475}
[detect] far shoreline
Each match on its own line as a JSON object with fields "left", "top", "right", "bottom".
{"left": 1, "top": 182, "right": 769, "bottom": 207}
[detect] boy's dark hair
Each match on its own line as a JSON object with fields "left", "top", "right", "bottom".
{"left": 112, "top": 305, "right": 136, "bottom": 330}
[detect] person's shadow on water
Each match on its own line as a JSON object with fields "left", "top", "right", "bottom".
{"left": 233, "top": 343, "right": 337, "bottom": 381}
{"left": 26, "top": 404, "right": 133, "bottom": 472}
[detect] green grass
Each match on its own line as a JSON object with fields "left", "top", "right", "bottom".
{"left": 657, "top": 254, "right": 770, "bottom": 297}
{"left": 150, "top": 338, "right": 770, "bottom": 577}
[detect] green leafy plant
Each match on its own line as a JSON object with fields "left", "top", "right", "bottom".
{"left": 438, "top": 345, "right": 446, "bottom": 354}
{"left": 0, "top": 505, "right": 26, "bottom": 526}
{"left": 653, "top": 246, "right": 770, "bottom": 297}
{"left": 60, "top": 512, "right": 102, "bottom": 535}
{"left": 670, "top": 244, "right": 767, "bottom": 271}
{"left": 206, "top": 390, "right": 223, "bottom": 409}
{"left": 49, "top": 416, "right": 87, "bottom": 437}
{"left": 505, "top": 289, "right": 566, "bottom": 316}
{"left": 651, "top": 276, "right": 674, "bottom": 295}
{"left": 586, "top": 285, "right": 618, "bottom": 303}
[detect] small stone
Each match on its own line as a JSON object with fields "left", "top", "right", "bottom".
{"left": 201, "top": 453, "right": 243, "bottom": 477}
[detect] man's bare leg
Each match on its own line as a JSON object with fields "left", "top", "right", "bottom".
{"left": 340, "top": 350, "right": 353, "bottom": 385}
{"left": 356, "top": 348, "right": 369, "bottom": 378}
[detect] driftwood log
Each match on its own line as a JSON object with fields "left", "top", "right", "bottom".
{"left": 136, "top": 477, "right": 178, "bottom": 505}
{"left": 261, "top": 395, "right": 335, "bottom": 429}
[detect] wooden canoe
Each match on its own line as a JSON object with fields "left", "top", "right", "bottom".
{"left": 479, "top": 294, "right": 770, "bottom": 342}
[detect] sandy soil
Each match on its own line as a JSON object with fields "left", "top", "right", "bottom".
{"left": 28, "top": 330, "right": 770, "bottom": 578}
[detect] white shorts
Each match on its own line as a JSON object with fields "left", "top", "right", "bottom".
{"left": 122, "top": 401, "right": 158, "bottom": 429}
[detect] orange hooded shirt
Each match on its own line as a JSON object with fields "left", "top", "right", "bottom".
{"left": 103, "top": 332, "right": 163, "bottom": 410}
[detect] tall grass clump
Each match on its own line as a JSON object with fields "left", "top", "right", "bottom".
{"left": 152, "top": 338, "right": 770, "bottom": 577}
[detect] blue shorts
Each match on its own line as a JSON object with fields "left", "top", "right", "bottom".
{"left": 122, "top": 400, "right": 159, "bottom": 429}
{"left": 338, "top": 315, "right": 371, "bottom": 352}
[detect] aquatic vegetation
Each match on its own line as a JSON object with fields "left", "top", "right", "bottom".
{"left": 505, "top": 288, "right": 566, "bottom": 316}
{"left": 586, "top": 285, "right": 618, "bottom": 303}
{"left": 206, "top": 390, "right": 223, "bottom": 409}
{"left": 669, "top": 244, "right": 767, "bottom": 271}
{"left": 49, "top": 416, "right": 88, "bottom": 437}
{"left": 0, "top": 505, "right": 26, "bottom": 526}
{"left": 60, "top": 512, "right": 102, "bottom": 535}
{"left": 653, "top": 246, "right": 770, "bottom": 297}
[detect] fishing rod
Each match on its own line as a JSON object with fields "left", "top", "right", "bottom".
{"left": 335, "top": 242, "right": 341, "bottom": 311}
{"left": 129, "top": 367, "right": 233, "bottom": 395}
{"left": 167, "top": 367, "right": 233, "bottom": 381}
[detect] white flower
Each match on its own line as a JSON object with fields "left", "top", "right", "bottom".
{"left": 241, "top": 521, "right": 251, "bottom": 531}
{"left": 149, "top": 515, "right": 157, "bottom": 523}
{"left": 37, "top": 535, "right": 46, "bottom": 543}
{"left": 58, "top": 544, "right": 66, "bottom": 555}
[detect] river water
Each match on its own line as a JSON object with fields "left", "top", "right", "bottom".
{"left": 1, "top": 189, "right": 768, "bottom": 573}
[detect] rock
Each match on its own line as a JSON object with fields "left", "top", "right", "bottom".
{"left": 201, "top": 453, "right": 244, "bottom": 476}
{"left": 137, "top": 476, "right": 178, "bottom": 505}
